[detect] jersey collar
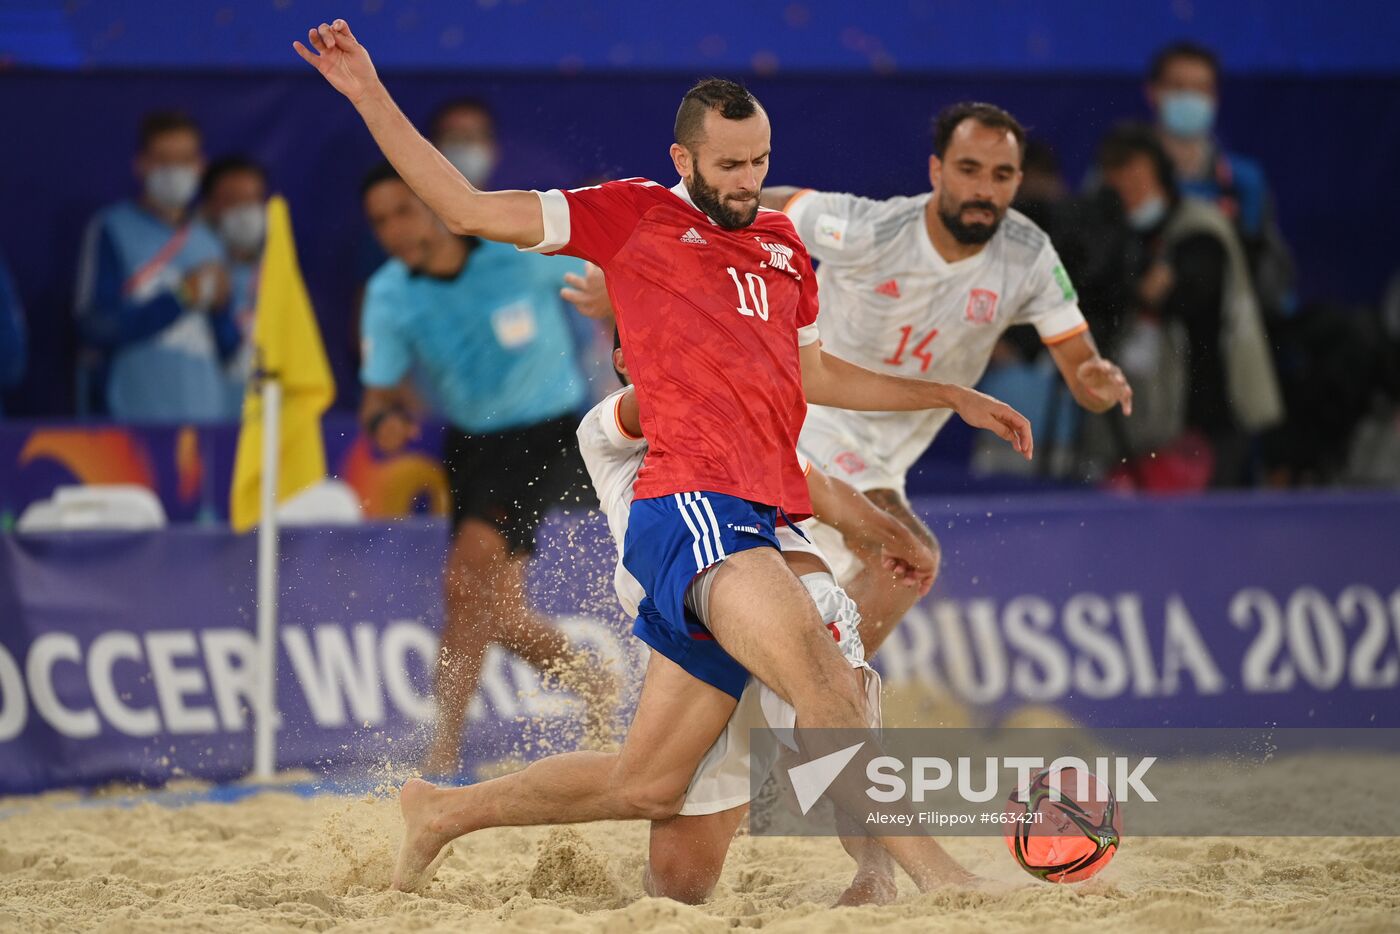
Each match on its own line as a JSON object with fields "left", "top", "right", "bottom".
{"left": 669, "top": 181, "right": 719, "bottom": 226}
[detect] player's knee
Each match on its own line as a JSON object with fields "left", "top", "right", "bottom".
{"left": 645, "top": 850, "right": 721, "bottom": 904}
{"left": 789, "top": 650, "right": 867, "bottom": 722}
{"left": 618, "top": 777, "right": 688, "bottom": 822}
{"left": 828, "top": 671, "right": 869, "bottom": 719}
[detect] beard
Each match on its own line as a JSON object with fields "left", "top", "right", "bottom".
{"left": 938, "top": 194, "right": 1004, "bottom": 245}
{"left": 686, "top": 164, "right": 760, "bottom": 230}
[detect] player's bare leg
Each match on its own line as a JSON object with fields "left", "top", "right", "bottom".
{"left": 645, "top": 806, "right": 748, "bottom": 904}
{"left": 701, "top": 547, "right": 973, "bottom": 891}
{"left": 835, "top": 816, "right": 899, "bottom": 906}
{"left": 831, "top": 669, "right": 898, "bottom": 906}
{"left": 646, "top": 796, "right": 897, "bottom": 908}
{"left": 394, "top": 652, "right": 737, "bottom": 891}
{"left": 645, "top": 789, "right": 897, "bottom": 908}
{"left": 425, "top": 519, "right": 617, "bottom": 772}
{"left": 842, "top": 488, "right": 941, "bottom": 654}
{"left": 425, "top": 519, "right": 503, "bottom": 773}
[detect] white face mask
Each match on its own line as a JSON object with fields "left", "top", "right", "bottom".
{"left": 218, "top": 202, "right": 266, "bottom": 254}
{"left": 1128, "top": 195, "right": 1167, "bottom": 231}
{"left": 438, "top": 141, "right": 496, "bottom": 187}
{"left": 145, "top": 165, "right": 200, "bottom": 212}
{"left": 1159, "top": 90, "right": 1216, "bottom": 138}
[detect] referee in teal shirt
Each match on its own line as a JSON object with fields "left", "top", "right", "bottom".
{"left": 359, "top": 163, "right": 610, "bottom": 773}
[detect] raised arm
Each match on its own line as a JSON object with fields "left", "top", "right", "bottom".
{"left": 295, "top": 20, "right": 544, "bottom": 248}
{"left": 759, "top": 186, "right": 804, "bottom": 212}
{"left": 799, "top": 342, "right": 1034, "bottom": 459}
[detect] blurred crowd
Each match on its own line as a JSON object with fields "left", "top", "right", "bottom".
{"left": 0, "top": 40, "right": 1396, "bottom": 493}
{"left": 974, "top": 42, "right": 1399, "bottom": 490}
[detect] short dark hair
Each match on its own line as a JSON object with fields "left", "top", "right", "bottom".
{"left": 933, "top": 102, "right": 1026, "bottom": 160}
{"left": 1148, "top": 41, "right": 1220, "bottom": 84}
{"left": 138, "top": 110, "right": 200, "bottom": 151}
{"left": 360, "top": 160, "right": 403, "bottom": 199}
{"left": 199, "top": 155, "right": 268, "bottom": 202}
{"left": 427, "top": 96, "right": 495, "bottom": 139}
{"left": 674, "top": 78, "right": 762, "bottom": 149}
{"left": 1098, "top": 122, "right": 1178, "bottom": 196}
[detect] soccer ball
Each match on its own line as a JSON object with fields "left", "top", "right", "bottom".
{"left": 1004, "top": 766, "right": 1122, "bottom": 883}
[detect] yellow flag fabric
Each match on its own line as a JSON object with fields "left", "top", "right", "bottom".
{"left": 229, "top": 195, "right": 335, "bottom": 532}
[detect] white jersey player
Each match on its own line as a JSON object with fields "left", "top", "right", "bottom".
{"left": 762, "top": 102, "right": 1134, "bottom": 646}
{"left": 578, "top": 346, "right": 938, "bottom": 905}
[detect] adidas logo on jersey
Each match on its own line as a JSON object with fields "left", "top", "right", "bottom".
{"left": 874, "top": 279, "right": 901, "bottom": 298}
{"left": 680, "top": 227, "right": 708, "bottom": 245}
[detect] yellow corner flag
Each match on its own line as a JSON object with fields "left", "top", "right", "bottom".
{"left": 230, "top": 195, "right": 336, "bottom": 532}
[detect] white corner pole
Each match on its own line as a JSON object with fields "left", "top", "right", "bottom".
{"left": 253, "top": 377, "right": 282, "bottom": 779}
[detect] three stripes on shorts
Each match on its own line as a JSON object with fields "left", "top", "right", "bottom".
{"left": 673, "top": 492, "right": 727, "bottom": 570}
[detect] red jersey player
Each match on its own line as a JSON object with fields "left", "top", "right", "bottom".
{"left": 298, "top": 19, "right": 1032, "bottom": 900}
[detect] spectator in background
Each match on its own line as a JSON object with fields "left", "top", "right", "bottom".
{"left": 1011, "top": 138, "right": 1070, "bottom": 234}
{"left": 1096, "top": 124, "right": 1282, "bottom": 487}
{"left": 429, "top": 96, "right": 499, "bottom": 189}
{"left": 0, "top": 251, "right": 26, "bottom": 415}
{"left": 1146, "top": 41, "right": 1295, "bottom": 320}
{"left": 74, "top": 111, "right": 232, "bottom": 422}
{"left": 200, "top": 156, "right": 270, "bottom": 415}
{"left": 357, "top": 163, "right": 611, "bottom": 774}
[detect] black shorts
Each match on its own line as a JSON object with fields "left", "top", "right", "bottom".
{"left": 443, "top": 414, "right": 593, "bottom": 555}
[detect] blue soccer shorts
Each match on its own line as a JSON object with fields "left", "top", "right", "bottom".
{"left": 622, "top": 491, "right": 780, "bottom": 699}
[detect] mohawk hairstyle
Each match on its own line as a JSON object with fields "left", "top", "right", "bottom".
{"left": 674, "top": 78, "right": 762, "bottom": 149}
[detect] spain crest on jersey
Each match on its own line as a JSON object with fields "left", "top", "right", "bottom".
{"left": 965, "top": 288, "right": 999, "bottom": 324}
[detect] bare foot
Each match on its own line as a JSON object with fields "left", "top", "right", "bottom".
{"left": 836, "top": 869, "right": 899, "bottom": 907}
{"left": 392, "top": 778, "right": 455, "bottom": 892}
{"left": 907, "top": 861, "right": 983, "bottom": 893}
{"left": 940, "top": 866, "right": 980, "bottom": 889}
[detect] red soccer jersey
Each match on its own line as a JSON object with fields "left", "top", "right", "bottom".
{"left": 528, "top": 179, "right": 819, "bottom": 517}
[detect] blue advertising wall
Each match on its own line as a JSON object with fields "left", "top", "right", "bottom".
{"left": 2, "top": 492, "right": 1397, "bottom": 794}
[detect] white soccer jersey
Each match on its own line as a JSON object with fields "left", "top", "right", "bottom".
{"left": 575, "top": 386, "right": 649, "bottom": 617}
{"left": 787, "top": 189, "right": 1088, "bottom": 491}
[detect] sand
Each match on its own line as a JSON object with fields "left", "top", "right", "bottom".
{"left": 2, "top": 783, "right": 1399, "bottom": 933}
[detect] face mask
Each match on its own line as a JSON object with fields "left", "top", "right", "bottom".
{"left": 1128, "top": 195, "right": 1167, "bottom": 231}
{"left": 218, "top": 203, "right": 266, "bottom": 254}
{"left": 144, "top": 165, "right": 200, "bottom": 212}
{"left": 1159, "top": 91, "right": 1215, "bottom": 138}
{"left": 439, "top": 142, "right": 496, "bottom": 187}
